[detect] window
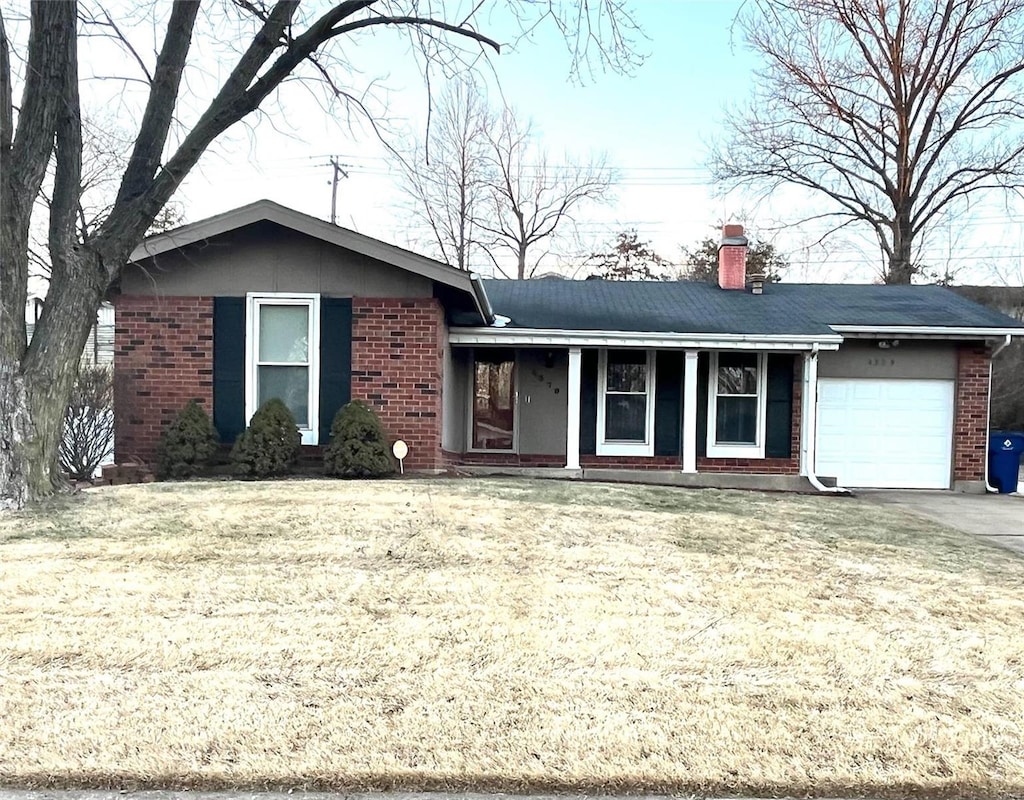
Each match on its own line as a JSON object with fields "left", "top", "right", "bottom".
{"left": 597, "top": 349, "right": 655, "bottom": 456}
{"left": 469, "top": 349, "right": 516, "bottom": 451}
{"left": 706, "top": 351, "right": 766, "bottom": 458}
{"left": 246, "top": 293, "right": 320, "bottom": 445}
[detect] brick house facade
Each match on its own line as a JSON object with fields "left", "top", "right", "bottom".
{"left": 114, "top": 296, "right": 214, "bottom": 463}
{"left": 113, "top": 201, "right": 1022, "bottom": 490}
{"left": 953, "top": 344, "right": 991, "bottom": 483}
{"left": 351, "top": 298, "right": 445, "bottom": 472}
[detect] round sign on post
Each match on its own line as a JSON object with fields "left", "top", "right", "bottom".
{"left": 392, "top": 440, "right": 409, "bottom": 474}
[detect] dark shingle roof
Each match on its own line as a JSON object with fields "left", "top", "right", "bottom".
{"left": 479, "top": 280, "right": 1024, "bottom": 335}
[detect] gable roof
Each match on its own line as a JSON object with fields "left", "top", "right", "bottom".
{"left": 129, "top": 200, "right": 490, "bottom": 317}
{"left": 479, "top": 279, "right": 1024, "bottom": 337}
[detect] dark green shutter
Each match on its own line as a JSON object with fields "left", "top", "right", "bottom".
{"left": 213, "top": 297, "right": 246, "bottom": 443}
{"left": 765, "top": 354, "right": 795, "bottom": 458}
{"left": 654, "top": 351, "right": 683, "bottom": 457}
{"left": 319, "top": 297, "right": 353, "bottom": 444}
{"left": 696, "top": 352, "right": 710, "bottom": 458}
{"left": 579, "top": 350, "right": 598, "bottom": 455}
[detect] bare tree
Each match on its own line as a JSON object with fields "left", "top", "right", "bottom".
{"left": 478, "top": 108, "right": 614, "bottom": 278}
{"left": 400, "top": 82, "right": 615, "bottom": 277}
{"left": 712, "top": 0, "right": 1024, "bottom": 284}
{"left": 399, "top": 78, "right": 493, "bottom": 271}
{"left": 0, "top": 0, "right": 642, "bottom": 510}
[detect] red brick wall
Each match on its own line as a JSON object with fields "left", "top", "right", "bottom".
{"left": 351, "top": 298, "right": 445, "bottom": 471}
{"left": 953, "top": 343, "right": 990, "bottom": 482}
{"left": 113, "top": 296, "right": 214, "bottom": 464}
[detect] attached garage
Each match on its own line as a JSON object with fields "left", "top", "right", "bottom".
{"left": 815, "top": 378, "right": 955, "bottom": 488}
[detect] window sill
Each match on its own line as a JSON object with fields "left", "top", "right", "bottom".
{"left": 596, "top": 441, "right": 654, "bottom": 457}
{"left": 705, "top": 442, "right": 765, "bottom": 459}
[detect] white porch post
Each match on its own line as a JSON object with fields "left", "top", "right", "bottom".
{"left": 566, "top": 347, "right": 582, "bottom": 469}
{"left": 682, "top": 350, "right": 699, "bottom": 473}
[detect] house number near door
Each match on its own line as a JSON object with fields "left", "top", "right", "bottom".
{"left": 530, "top": 369, "right": 561, "bottom": 394}
{"left": 866, "top": 357, "right": 896, "bottom": 367}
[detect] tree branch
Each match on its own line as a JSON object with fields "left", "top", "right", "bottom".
{"left": 113, "top": 0, "right": 201, "bottom": 206}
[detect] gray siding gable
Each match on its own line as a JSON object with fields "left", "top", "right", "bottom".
{"left": 122, "top": 221, "right": 435, "bottom": 298}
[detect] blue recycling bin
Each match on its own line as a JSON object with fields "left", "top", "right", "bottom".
{"left": 988, "top": 432, "right": 1024, "bottom": 493}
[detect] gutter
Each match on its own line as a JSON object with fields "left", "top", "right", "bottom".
{"left": 803, "top": 345, "right": 851, "bottom": 495}
{"left": 985, "top": 334, "right": 1014, "bottom": 493}
{"left": 468, "top": 273, "right": 495, "bottom": 326}
{"left": 831, "top": 324, "right": 1024, "bottom": 338}
{"left": 450, "top": 327, "right": 843, "bottom": 350}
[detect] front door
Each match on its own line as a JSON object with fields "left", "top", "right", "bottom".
{"left": 471, "top": 349, "right": 516, "bottom": 451}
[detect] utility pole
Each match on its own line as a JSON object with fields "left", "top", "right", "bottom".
{"left": 328, "top": 157, "right": 350, "bottom": 225}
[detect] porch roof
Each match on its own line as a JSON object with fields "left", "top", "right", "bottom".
{"left": 477, "top": 279, "right": 1024, "bottom": 337}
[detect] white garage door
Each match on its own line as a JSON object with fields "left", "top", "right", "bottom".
{"left": 816, "top": 378, "right": 955, "bottom": 489}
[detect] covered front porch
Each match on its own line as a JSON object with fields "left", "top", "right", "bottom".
{"left": 442, "top": 330, "right": 842, "bottom": 486}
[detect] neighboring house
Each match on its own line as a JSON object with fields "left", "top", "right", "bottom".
{"left": 114, "top": 201, "right": 1024, "bottom": 491}
{"left": 26, "top": 295, "right": 115, "bottom": 366}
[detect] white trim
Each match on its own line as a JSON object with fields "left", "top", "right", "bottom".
{"left": 830, "top": 325, "right": 1024, "bottom": 337}
{"left": 682, "top": 350, "right": 699, "bottom": 473}
{"left": 596, "top": 349, "right": 656, "bottom": 457}
{"left": 466, "top": 348, "right": 519, "bottom": 454}
{"left": 566, "top": 348, "right": 582, "bottom": 469}
{"left": 245, "top": 292, "right": 321, "bottom": 446}
{"left": 449, "top": 328, "right": 842, "bottom": 349}
{"left": 706, "top": 351, "right": 767, "bottom": 459}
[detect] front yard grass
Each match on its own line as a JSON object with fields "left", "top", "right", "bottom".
{"left": 1, "top": 478, "right": 1022, "bottom": 798}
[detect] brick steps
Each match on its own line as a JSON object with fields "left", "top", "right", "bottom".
{"left": 100, "top": 463, "right": 156, "bottom": 485}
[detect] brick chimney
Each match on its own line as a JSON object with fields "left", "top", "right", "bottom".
{"left": 718, "top": 224, "right": 748, "bottom": 290}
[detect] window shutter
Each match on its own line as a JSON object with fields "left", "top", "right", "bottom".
{"left": 579, "top": 350, "right": 598, "bottom": 455}
{"left": 654, "top": 351, "right": 683, "bottom": 457}
{"left": 765, "top": 354, "right": 795, "bottom": 458}
{"left": 696, "top": 352, "right": 710, "bottom": 458}
{"left": 319, "top": 297, "right": 353, "bottom": 444}
{"left": 213, "top": 297, "right": 246, "bottom": 443}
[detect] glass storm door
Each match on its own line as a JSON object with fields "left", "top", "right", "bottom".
{"left": 472, "top": 349, "right": 516, "bottom": 450}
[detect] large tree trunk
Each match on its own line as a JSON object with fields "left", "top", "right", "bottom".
{"left": 3, "top": 245, "right": 107, "bottom": 507}
{"left": 885, "top": 212, "right": 916, "bottom": 284}
{"left": 0, "top": 361, "right": 32, "bottom": 510}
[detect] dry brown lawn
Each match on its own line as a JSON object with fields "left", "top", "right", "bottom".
{"left": 1, "top": 478, "right": 1023, "bottom": 798}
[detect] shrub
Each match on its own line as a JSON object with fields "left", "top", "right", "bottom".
{"left": 230, "top": 398, "right": 301, "bottom": 478}
{"left": 324, "top": 400, "right": 394, "bottom": 478}
{"left": 60, "top": 366, "right": 114, "bottom": 481}
{"left": 156, "top": 400, "right": 218, "bottom": 479}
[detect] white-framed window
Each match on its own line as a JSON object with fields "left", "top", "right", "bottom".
{"left": 597, "top": 349, "right": 656, "bottom": 456}
{"left": 706, "top": 351, "right": 766, "bottom": 459}
{"left": 245, "top": 293, "right": 321, "bottom": 446}
{"left": 467, "top": 348, "right": 518, "bottom": 452}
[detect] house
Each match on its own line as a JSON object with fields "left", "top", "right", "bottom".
{"left": 113, "top": 200, "right": 1024, "bottom": 491}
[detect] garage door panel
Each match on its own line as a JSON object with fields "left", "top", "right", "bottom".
{"left": 815, "top": 378, "right": 954, "bottom": 489}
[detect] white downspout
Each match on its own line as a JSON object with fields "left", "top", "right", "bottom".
{"left": 803, "top": 345, "right": 851, "bottom": 495}
{"left": 984, "top": 334, "right": 1013, "bottom": 493}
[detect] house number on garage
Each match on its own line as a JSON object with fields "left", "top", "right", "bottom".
{"left": 866, "top": 357, "right": 896, "bottom": 367}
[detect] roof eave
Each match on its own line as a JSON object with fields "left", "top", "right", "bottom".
{"left": 449, "top": 327, "right": 843, "bottom": 350}
{"left": 830, "top": 324, "right": 1024, "bottom": 338}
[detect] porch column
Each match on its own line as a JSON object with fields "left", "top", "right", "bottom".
{"left": 566, "top": 347, "right": 582, "bottom": 469}
{"left": 682, "top": 350, "right": 699, "bottom": 473}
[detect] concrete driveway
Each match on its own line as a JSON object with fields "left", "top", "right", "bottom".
{"left": 862, "top": 488, "right": 1024, "bottom": 556}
